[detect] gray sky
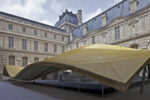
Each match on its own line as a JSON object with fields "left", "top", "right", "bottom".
{"left": 0, "top": 0, "right": 122, "bottom": 26}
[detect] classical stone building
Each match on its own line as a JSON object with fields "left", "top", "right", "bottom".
{"left": 0, "top": 12, "right": 69, "bottom": 73}
{"left": 67, "top": 0, "right": 150, "bottom": 51}
{"left": 0, "top": 0, "right": 150, "bottom": 74}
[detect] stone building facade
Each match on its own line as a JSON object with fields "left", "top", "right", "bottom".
{"left": 0, "top": 0, "right": 150, "bottom": 74}
{"left": 0, "top": 12, "right": 69, "bottom": 73}
{"left": 67, "top": 0, "right": 150, "bottom": 51}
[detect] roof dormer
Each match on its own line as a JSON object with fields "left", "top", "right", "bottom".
{"left": 129, "top": 0, "right": 138, "bottom": 13}
{"left": 101, "top": 13, "right": 107, "bottom": 27}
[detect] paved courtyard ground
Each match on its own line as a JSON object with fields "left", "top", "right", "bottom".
{"left": 0, "top": 80, "right": 150, "bottom": 100}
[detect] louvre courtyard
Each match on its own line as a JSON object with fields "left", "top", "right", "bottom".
{"left": 0, "top": 80, "right": 150, "bottom": 100}
{"left": 1, "top": 0, "right": 150, "bottom": 99}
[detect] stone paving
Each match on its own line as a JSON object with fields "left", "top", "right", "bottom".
{"left": 0, "top": 81, "right": 150, "bottom": 100}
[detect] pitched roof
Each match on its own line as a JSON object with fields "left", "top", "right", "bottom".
{"left": 55, "top": 9, "right": 78, "bottom": 27}
{"left": 0, "top": 11, "right": 66, "bottom": 33}
{"left": 72, "top": 0, "right": 150, "bottom": 39}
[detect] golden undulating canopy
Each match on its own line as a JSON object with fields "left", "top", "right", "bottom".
{"left": 3, "top": 44, "right": 150, "bottom": 92}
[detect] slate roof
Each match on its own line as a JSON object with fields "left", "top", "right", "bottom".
{"left": 0, "top": 11, "right": 66, "bottom": 33}
{"left": 0, "top": 0, "right": 150, "bottom": 40}
{"left": 72, "top": 0, "right": 150, "bottom": 39}
{"left": 55, "top": 9, "right": 78, "bottom": 27}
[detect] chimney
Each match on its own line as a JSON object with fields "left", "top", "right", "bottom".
{"left": 77, "top": 9, "right": 82, "bottom": 26}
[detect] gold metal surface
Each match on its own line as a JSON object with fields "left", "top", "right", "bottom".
{"left": 3, "top": 44, "right": 150, "bottom": 91}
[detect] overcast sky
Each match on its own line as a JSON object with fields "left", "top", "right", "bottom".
{"left": 0, "top": 0, "right": 122, "bottom": 26}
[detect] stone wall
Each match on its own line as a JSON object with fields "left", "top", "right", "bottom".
{"left": 69, "top": 5, "right": 150, "bottom": 50}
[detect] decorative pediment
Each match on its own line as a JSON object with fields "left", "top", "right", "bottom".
{"left": 100, "top": 32, "right": 107, "bottom": 37}
{"left": 108, "top": 17, "right": 126, "bottom": 26}
{"left": 72, "top": 37, "right": 81, "bottom": 42}
{"left": 128, "top": 0, "right": 136, "bottom": 3}
{"left": 128, "top": 18, "right": 139, "bottom": 25}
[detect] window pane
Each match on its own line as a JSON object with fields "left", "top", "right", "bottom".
{"left": 8, "top": 24, "right": 13, "bottom": 30}
{"left": 54, "top": 44, "right": 57, "bottom": 53}
{"left": 22, "top": 27, "right": 26, "bottom": 33}
{"left": 34, "top": 41, "right": 38, "bottom": 51}
{"left": 45, "top": 33, "right": 47, "bottom": 38}
{"left": 44, "top": 43, "right": 48, "bottom": 52}
{"left": 8, "top": 37, "right": 14, "bottom": 48}
{"left": 62, "top": 46, "right": 65, "bottom": 53}
{"left": 115, "top": 26, "right": 120, "bottom": 40}
{"left": 92, "top": 36, "right": 95, "bottom": 44}
{"left": 22, "top": 57, "right": 28, "bottom": 67}
{"left": 54, "top": 35, "right": 56, "bottom": 39}
{"left": 9, "top": 56, "right": 15, "bottom": 65}
{"left": 34, "top": 30, "right": 37, "bottom": 36}
{"left": 62, "top": 37, "right": 64, "bottom": 41}
{"left": 76, "top": 43, "right": 79, "bottom": 48}
{"left": 22, "top": 39, "right": 27, "bottom": 50}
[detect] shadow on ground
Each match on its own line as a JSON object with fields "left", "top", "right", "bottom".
{"left": 9, "top": 80, "right": 150, "bottom": 100}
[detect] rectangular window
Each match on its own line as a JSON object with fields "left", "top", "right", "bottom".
{"left": 45, "top": 33, "right": 47, "bottom": 38}
{"left": 22, "top": 27, "right": 26, "bottom": 33}
{"left": 8, "top": 37, "right": 14, "bottom": 48}
{"left": 8, "top": 24, "right": 13, "bottom": 30}
{"left": 34, "top": 41, "right": 38, "bottom": 51}
{"left": 62, "top": 36, "right": 64, "bottom": 41}
{"left": 92, "top": 36, "right": 95, "bottom": 44}
{"left": 9, "top": 56, "right": 15, "bottom": 65}
{"left": 22, "top": 39, "right": 27, "bottom": 50}
{"left": 76, "top": 43, "right": 79, "bottom": 48}
{"left": 34, "top": 58, "right": 39, "bottom": 62}
{"left": 54, "top": 44, "right": 57, "bottom": 53}
{"left": 62, "top": 46, "right": 65, "bottom": 53}
{"left": 115, "top": 26, "right": 120, "bottom": 40}
{"left": 54, "top": 35, "right": 56, "bottom": 39}
{"left": 44, "top": 43, "right": 48, "bottom": 52}
{"left": 34, "top": 30, "right": 37, "bottom": 36}
{"left": 22, "top": 57, "right": 28, "bottom": 67}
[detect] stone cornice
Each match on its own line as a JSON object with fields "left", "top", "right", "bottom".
{"left": 0, "top": 30, "right": 68, "bottom": 45}
{"left": 0, "top": 47, "right": 57, "bottom": 56}
{"left": 75, "top": 4, "right": 150, "bottom": 44}
{"left": 0, "top": 17, "right": 68, "bottom": 36}
{"left": 111, "top": 32, "right": 150, "bottom": 45}
{"left": 58, "top": 22, "right": 77, "bottom": 28}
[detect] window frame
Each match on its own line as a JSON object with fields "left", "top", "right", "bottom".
{"left": 22, "top": 39, "right": 27, "bottom": 50}
{"left": 54, "top": 44, "right": 57, "bottom": 53}
{"left": 92, "top": 36, "right": 96, "bottom": 44}
{"left": 22, "top": 57, "right": 28, "bottom": 67}
{"left": 34, "top": 30, "right": 37, "bottom": 36}
{"left": 44, "top": 33, "right": 47, "bottom": 38}
{"left": 34, "top": 41, "right": 38, "bottom": 51}
{"left": 8, "top": 37, "right": 14, "bottom": 48}
{"left": 44, "top": 43, "right": 48, "bottom": 52}
{"left": 8, "top": 24, "right": 13, "bottom": 30}
{"left": 115, "top": 26, "right": 120, "bottom": 40}
{"left": 9, "top": 56, "right": 15, "bottom": 65}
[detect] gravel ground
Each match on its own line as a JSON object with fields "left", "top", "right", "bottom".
{"left": 0, "top": 80, "right": 150, "bottom": 100}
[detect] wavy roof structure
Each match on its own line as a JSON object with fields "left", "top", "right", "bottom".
{"left": 3, "top": 44, "right": 150, "bottom": 91}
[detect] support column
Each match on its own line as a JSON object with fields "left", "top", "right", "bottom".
{"left": 140, "top": 67, "right": 146, "bottom": 94}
